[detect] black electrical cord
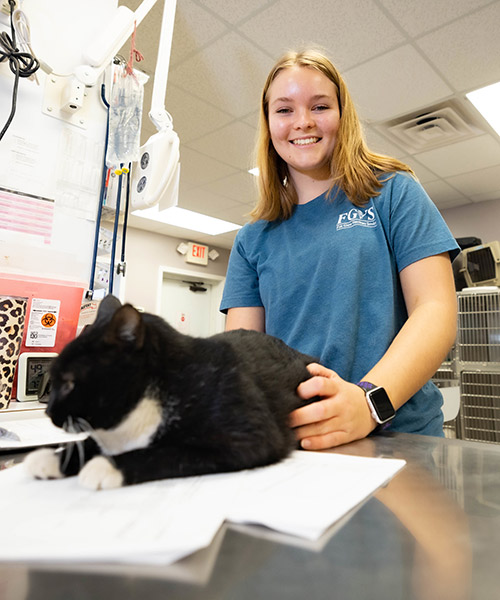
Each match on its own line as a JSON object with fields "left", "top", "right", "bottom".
{"left": 0, "top": 0, "right": 40, "bottom": 140}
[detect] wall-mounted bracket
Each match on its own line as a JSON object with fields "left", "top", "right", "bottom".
{"left": 42, "top": 75, "right": 90, "bottom": 129}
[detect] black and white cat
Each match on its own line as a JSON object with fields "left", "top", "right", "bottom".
{"left": 25, "top": 295, "right": 319, "bottom": 490}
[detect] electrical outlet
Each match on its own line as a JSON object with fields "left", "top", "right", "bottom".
{"left": 1, "top": 0, "right": 19, "bottom": 16}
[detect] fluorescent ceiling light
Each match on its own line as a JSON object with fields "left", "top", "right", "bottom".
{"left": 248, "top": 167, "right": 259, "bottom": 177}
{"left": 132, "top": 205, "right": 241, "bottom": 236}
{"left": 466, "top": 82, "right": 500, "bottom": 136}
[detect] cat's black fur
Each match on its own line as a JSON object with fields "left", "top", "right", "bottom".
{"left": 27, "top": 295, "right": 319, "bottom": 488}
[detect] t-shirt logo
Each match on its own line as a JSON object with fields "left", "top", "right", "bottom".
{"left": 336, "top": 207, "right": 377, "bottom": 230}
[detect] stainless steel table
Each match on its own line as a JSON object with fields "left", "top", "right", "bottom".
{"left": 1, "top": 432, "right": 499, "bottom": 600}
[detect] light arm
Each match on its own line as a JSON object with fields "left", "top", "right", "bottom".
{"left": 362, "top": 252, "right": 457, "bottom": 409}
{"left": 226, "top": 307, "right": 266, "bottom": 332}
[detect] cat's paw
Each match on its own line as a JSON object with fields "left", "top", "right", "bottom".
{"left": 24, "top": 448, "right": 63, "bottom": 480}
{"left": 78, "top": 456, "right": 124, "bottom": 490}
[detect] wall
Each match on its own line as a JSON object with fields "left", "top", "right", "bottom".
{"left": 122, "top": 227, "right": 230, "bottom": 313}
{"left": 0, "top": 0, "right": 118, "bottom": 284}
{"left": 441, "top": 198, "right": 500, "bottom": 244}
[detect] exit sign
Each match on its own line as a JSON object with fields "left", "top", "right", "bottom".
{"left": 186, "top": 242, "right": 208, "bottom": 265}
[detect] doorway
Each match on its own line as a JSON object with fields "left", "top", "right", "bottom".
{"left": 157, "top": 267, "right": 226, "bottom": 337}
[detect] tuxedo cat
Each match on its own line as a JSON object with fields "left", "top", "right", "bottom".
{"left": 25, "top": 295, "right": 319, "bottom": 490}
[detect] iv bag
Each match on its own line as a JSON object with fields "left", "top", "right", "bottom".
{"left": 106, "top": 64, "right": 149, "bottom": 168}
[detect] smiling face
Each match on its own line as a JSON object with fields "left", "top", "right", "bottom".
{"left": 267, "top": 65, "right": 341, "bottom": 191}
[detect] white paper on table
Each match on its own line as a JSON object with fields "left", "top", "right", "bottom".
{"left": 0, "top": 451, "right": 405, "bottom": 565}
{"left": 0, "top": 415, "right": 88, "bottom": 450}
{"left": 227, "top": 451, "right": 406, "bottom": 540}
{"left": 0, "top": 464, "right": 231, "bottom": 565}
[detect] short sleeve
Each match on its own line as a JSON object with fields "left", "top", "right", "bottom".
{"left": 219, "top": 229, "right": 263, "bottom": 314}
{"left": 380, "top": 174, "right": 460, "bottom": 272}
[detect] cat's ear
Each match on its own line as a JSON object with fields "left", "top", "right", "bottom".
{"left": 104, "top": 304, "right": 145, "bottom": 349}
{"left": 95, "top": 295, "right": 122, "bottom": 325}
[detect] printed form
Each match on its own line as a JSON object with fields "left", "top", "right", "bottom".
{"left": 0, "top": 451, "right": 405, "bottom": 565}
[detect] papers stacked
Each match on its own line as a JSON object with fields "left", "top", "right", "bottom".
{"left": 0, "top": 414, "right": 87, "bottom": 450}
{"left": 0, "top": 450, "right": 404, "bottom": 566}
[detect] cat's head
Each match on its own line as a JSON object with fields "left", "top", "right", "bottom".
{"left": 47, "top": 295, "right": 149, "bottom": 432}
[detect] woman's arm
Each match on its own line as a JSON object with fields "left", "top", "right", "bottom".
{"left": 363, "top": 252, "right": 457, "bottom": 409}
{"left": 225, "top": 306, "right": 266, "bottom": 332}
{"left": 289, "top": 252, "right": 457, "bottom": 449}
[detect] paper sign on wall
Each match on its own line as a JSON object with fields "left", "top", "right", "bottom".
{"left": 25, "top": 298, "right": 61, "bottom": 348}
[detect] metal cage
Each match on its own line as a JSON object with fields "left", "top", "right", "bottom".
{"left": 455, "top": 289, "right": 500, "bottom": 444}
{"left": 457, "top": 291, "right": 500, "bottom": 364}
{"left": 459, "top": 371, "right": 500, "bottom": 443}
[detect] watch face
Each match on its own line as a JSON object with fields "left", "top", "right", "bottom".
{"left": 368, "top": 387, "right": 395, "bottom": 422}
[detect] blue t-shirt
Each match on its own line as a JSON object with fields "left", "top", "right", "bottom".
{"left": 220, "top": 173, "right": 460, "bottom": 435}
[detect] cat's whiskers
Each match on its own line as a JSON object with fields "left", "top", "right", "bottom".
{"left": 76, "top": 416, "right": 110, "bottom": 455}
{"left": 62, "top": 416, "right": 74, "bottom": 433}
{"left": 61, "top": 441, "right": 75, "bottom": 472}
{"left": 75, "top": 417, "right": 93, "bottom": 434}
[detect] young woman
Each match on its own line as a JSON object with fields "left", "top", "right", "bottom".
{"left": 220, "top": 48, "right": 459, "bottom": 449}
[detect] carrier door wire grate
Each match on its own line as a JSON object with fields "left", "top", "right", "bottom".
{"left": 455, "top": 290, "right": 500, "bottom": 444}
{"left": 458, "top": 292, "right": 500, "bottom": 363}
{"left": 460, "top": 371, "right": 500, "bottom": 443}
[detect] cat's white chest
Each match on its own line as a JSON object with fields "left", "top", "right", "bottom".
{"left": 93, "top": 397, "right": 163, "bottom": 455}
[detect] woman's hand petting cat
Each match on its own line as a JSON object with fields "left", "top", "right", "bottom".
{"left": 289, "top": 363, "right": 376, "bottom": 449}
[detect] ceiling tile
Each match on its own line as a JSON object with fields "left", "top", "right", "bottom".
{"left": 400, "top": 157, "right": 439, "bottom": 184}
{"left": 214, "top": 203, "right": 252, "bottom": 226}
{"left": 241, "top": 110, "right": 260, "bottom": 129}
{"left": 470, "top": 191, "right": 500, "bottom": 203}
{"left": 363, "top": 126, "right": 407, "bottom": 159}
{"left": 170, "top": 0, "right": 229, "bottom": 66}
{"left": 417, "top": 3, "right": 500, "bottom": 91}
{"left": 198, "top": 0, "right": 272, "bottom": 25}
{"left": 204, "top": 171, "right": 258, "bottom": 205}
{"left": 434, "top": 197, "right": 471, "bottom": 210}
{"left": 165, "top": 84, "right": 233, "bottom": 143}
{"left": 422, "top": 179, "right": 467, "bottom": 206}
{"left": 414, "top": 135, "right": 500, "bottom": 178}
{"left": 344, "top": 45, "right": 453, "bottom": 122}
{"left": 169, "top": 32, "right": 275, "bottom": 118}
{"left": 379, "top": 0, "right": 492, "bottom": 37}
{"left": 238, "top": 0, "right": 405, "bottom": 71}
{"left": 445, "top": 165, "right": 500, "bottom": 196}
{"left": 185, "top": 121, "right": 257, "bottom": 171}
{"left": 179, "top": 187, "right": 241, "bottom": 215}
{"left": 178, "top": 146, "right": 239, "bottom": 190}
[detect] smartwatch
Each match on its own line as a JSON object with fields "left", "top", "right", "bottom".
{"left": 356, "top": 381, "right": 395, "bottom": 425}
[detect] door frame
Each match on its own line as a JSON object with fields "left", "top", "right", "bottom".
{"left": 156, "top": 266, "right": 226, "bottom": 335}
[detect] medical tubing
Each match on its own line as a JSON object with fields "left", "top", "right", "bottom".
{"left": 109, "top": 164, "right": 124, "bottom": 294}
{"left": 120, "top": 163, "right": 131, "bottom": 264}
{"left": 88, "top": 83, "right": 110, "bottom": 295}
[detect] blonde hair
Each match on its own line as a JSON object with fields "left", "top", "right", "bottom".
{"left": 250, "top": 48, "right": 414, "bottom": 222}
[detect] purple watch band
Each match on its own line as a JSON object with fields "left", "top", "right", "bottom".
{"left": 356, "top": 381, "right": 377, "bottom": 392}
{"left": 356, "top": 381, "right": 393, "bottom": 433}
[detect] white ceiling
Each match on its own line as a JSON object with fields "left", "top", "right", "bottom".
{"left": 123, "top": 0, "right": 500, "bottom": 249}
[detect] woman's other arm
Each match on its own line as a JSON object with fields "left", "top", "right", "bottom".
{"left": 290, "top": 252, "right": 457, "bottom": 449}
{"left": 225, "top": 307, "right": 266, "bottom": 332}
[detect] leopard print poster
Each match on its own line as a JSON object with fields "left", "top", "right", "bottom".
{"left": 0, "top": 296, "right": 28, "bottom": 408}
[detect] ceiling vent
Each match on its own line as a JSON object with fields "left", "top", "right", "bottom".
{"left": 376, "top": 101, "right": 483, "bottom": 152}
